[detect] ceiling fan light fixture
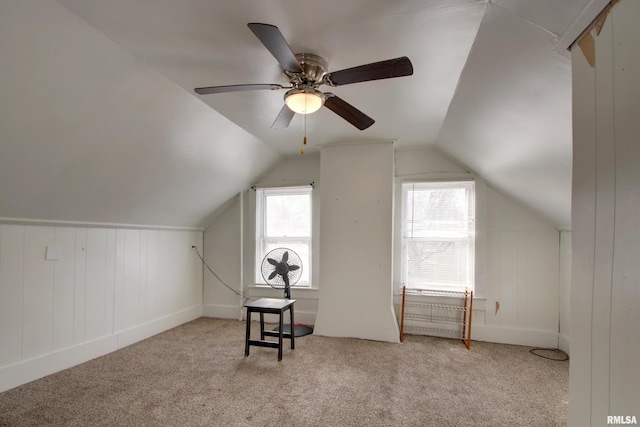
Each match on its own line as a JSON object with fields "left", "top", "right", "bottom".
{"left": 284, "top": 88, "right": 324, "bottom": 114}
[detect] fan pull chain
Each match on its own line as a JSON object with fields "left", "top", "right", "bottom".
{"left": 301, "top": 111, "right": 307, "bottom": 154}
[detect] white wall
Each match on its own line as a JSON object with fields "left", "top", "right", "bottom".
{"left": 481, "top": 188, "right": 560, "bottom": 346}
{"left": 203, "top": 196, "right": 244, "bottom": 320}
{"left": 569, "top": 0, "right": 640, "bottom": 424}
{"left": 203, "top": 154, "right": 321, "bottom": 326}
{"left": 314, "top": 141, "right": 398, "bottom": 342}
{"left": 395, "top": 148, "right": 561, "bottom": 348}
{"left": 559, "top": 230, "right": 571, "bottom": 354}
{"left": 0, "top": 224, "right": 202, "bottom": 392}
{"left": 205, "top": 146, "right": 563, "bottom": 347}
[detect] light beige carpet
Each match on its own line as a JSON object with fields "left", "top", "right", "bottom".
{"left": 0, "top": 318, "right": 568, "bottom": 426}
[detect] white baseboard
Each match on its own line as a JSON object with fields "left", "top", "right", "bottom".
{"left": 0, "top": 305, "right": 202, "bottom": 393}
{"left": 0, "top": 335, "right": 118, "bottom": 394}
{"left": 472, "top": 324, "right": 559, "bottom": 348}
{"left": 116, "top": 305, "right": 202, "bottom": 348}
{"left": 0, "top": 304, "right": 564, "bottom": 394}
{"left": 203, "top": 303, "right": 243, "bottom": 320}
{"left": 206, "top": 305, "right": 560, "bottom": 347}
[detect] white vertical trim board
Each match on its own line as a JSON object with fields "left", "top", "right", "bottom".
{"left": 569, "top": 1, "right": 640, "bottom": 423}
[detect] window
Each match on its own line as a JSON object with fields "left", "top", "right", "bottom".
{"left": 401, "top": 181, "right": 475, "bottom": 292}
{"left": 256, "top": 186, "right": 312, "bottom": 286}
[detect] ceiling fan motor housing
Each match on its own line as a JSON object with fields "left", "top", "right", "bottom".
{"left": 293, "top": 53, "right": 328, "bottom": 85}
{"left": 282, "top": 53, "right": 329, "bottom": 114}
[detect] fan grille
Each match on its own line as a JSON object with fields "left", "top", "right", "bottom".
{"left": 261, "top": 248, "right": 302, "bottom": 288}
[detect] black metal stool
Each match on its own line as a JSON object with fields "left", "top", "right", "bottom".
{"left": 244, "top": 298, "right": 295, "bottom": 361}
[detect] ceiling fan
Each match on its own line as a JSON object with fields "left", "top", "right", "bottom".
{"left": 194, "top": 23, "right": 414, "bottom": 131}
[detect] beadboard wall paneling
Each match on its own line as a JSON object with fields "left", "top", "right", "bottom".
{"left": 0, "top": 224, "right": 202, "bottom": 392}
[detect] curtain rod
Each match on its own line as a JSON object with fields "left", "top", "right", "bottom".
{"left": 251, "top": 181, "right": 315, "bottom": 191}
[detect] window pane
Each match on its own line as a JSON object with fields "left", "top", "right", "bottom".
{"left": 256, "top": 186, "right": 312, "bottom": 286}
{"left": 404, "top": 186, "right": 473, "bottom": 238}
{"left": 404, "top": 238, "right": 472, "bottom": 289}
{"left": 265, "top": 193, "right": 311, "bottom": 236}
{"left": 402, "top": 181, "right": 475, "bottom": 292}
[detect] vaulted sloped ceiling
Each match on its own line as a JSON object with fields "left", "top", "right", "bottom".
{"left": 0, "top": 1, "right": 280, "bottom": 228}
{"left": 437, "top": 4, "right": 573, "bottom": 229}
{"left": 0, "top": 0, "right": 609, "bottom": 229}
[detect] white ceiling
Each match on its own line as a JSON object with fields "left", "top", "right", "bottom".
{"left": 0, "top": 0, "right": 609, "bottom": 229}
{"left": 55, "top": 0, "right": 488, "bottom": 153}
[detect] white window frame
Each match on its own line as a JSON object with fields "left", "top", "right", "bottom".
{"left": 401, "top": 180, "right": 475, "bottom": 292}
{"left": 255, "top": 186, "right": 312, "bottom": 287}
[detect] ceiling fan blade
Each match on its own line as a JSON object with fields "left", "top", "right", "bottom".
{"left": 326, "top": 56, "right": 413, "bottom": 86}
{"left": 272, "top": 105, "right": 295, "bottom": 129}
{"left": 194, "top": 83, "right": 285, "bottom": 95}
{"left": 324, "top": 95, "right": 375, "bottom": 130}
{"left": 268, "top": 271, "right": 278, "bottom": 280}
{"left": 267, "top": 257, "right": 278, "bottom": 266}
{"left": 248, "top": 23, "right": 303, "bottom": 73}
{"left": 281, "top": 251, "right": 289, "bottom": 263}
{"left": 289, "top": 264, "right": 300, "bottom": 271}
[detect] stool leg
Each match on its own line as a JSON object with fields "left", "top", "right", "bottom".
{"left": 245, "top": 309, "right": 251, "bottom": 357}
{"left": 260, "top": 312, "right": 265, "bottom": 340}
{"left": 277, "top": 310, "right": 284, "bottom": 361}
{"left": 290, "top": 304, "right": 295, "bottom": 350}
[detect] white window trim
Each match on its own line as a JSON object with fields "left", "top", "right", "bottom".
{"left": 255, "top": 185, "right": 313, "bottom": 288}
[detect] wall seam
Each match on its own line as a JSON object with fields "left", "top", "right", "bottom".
{"left": 83, "top": 230, "right": 88, "bottom": 343}
{"left": 51, "top": 228, "right": 56, "bottom": 352}
{"left": 103, "top": 231, "right": 108, "bottom": 336}
{"left": 20, "top": 226, "right": 25, "bottom": 361}
{"left": 589, "top": 37, "right": 598, "bottom": 423}
{"left": 607, "top": 9, "right": 617, "bottom": 413}
{"left": 112, "top": 230, "right": 117, "bottom": 335}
